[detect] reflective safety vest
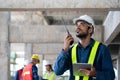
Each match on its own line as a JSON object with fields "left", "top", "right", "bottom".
{"left": 72, "top": 41, "right": 100, "bottom": 80}
{"left": 43, "top": 71, "right": 55, "bottom": 80}
{"left": 18, "top": 68, "right": 23, "bottom": 80}
{"left": 22, "top": 63, "right": 33, "bottom": 80}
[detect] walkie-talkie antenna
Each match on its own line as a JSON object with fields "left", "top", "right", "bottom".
{"left": 62, "top": 18, "right": 74, "bottom": 45}
{"left": 62, "top": 18, "right": 70, "bottom": 34}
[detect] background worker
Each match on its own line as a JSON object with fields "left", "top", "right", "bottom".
{"left": 43, "top": 60, "right": 56, "bottom": 80}
{"left": 14, "top": 60, "right": 29, "bottom": 80}
{"left": 22, "top": 54, "right": 40, "bottom": 80}
{"left": 54, "top": 15, "right": 115, "bottom": 80}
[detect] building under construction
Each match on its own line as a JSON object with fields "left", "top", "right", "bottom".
{"left": 0, "top": 0, "right": 120, "bottom": 80}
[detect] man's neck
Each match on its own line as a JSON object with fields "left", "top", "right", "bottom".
{"left": 47, "top": 70, "right": 52, "bottom": 73}
{"left": 31, "top": 62, "right": 36, "bottom": 65}
{"left": 79, "top": 36, "right": 91, "bottom": 48}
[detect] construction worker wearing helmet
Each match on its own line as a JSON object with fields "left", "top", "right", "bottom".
{"left": 43, "top": 60, "right": 57, "bottom": 80}
{"left": 31, "top": 54, "right": 40, "bottom": 64}
{"left": 54, "top": 15, "right": 115, "bottom": 80}
{"left": 73, "top": 15, "right": 95, "bottom": 35}
{"left": 14, "top": 60, "right": 29, "bottom": 80}
{"left": 22, "top": 54, "right": 41, "bottom": 80}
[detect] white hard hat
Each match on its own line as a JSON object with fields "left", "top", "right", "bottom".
{"left": 73, "top": 15, "right": 95, "bottom": 28}
{"left": 43, "top": 60, "right": 51, "bottom": 66}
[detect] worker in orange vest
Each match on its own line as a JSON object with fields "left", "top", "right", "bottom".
{"left": 14, "top": 60, "right": 29, "bottom": 80}
{"left": 22, "top": 54, "right": 40, "bottom": 80}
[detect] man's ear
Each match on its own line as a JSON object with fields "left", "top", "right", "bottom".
{"left": 88, "top": 27, "right": 93, "bottom": 34}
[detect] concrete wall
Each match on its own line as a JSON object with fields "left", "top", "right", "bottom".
{"left": 0, "top": 0, "right": 119, "bottom": 8}
{"left": 10, "top": 24, "right": 103, "bottom": 43}
{"left": 33, "top": 43, "right": 63, "bottom": 54}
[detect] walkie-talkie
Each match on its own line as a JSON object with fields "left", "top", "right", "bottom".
{"left": 62, "top": 18, "right": 74, "bottom": 45}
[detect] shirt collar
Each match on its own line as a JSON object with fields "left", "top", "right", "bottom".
{"left": 77, "top": 38, "right": 95, "bottom": 48}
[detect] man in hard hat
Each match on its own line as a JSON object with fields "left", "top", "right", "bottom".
{"left": 43, "top": 60, "right": 56, "bottom": 80}
{"left": 22, "top": 54, "right": 40, "bottom": 80}
{"left": 54, "top": 15, "right": 115, "bottom": 80}
{"left": 14, "top": 60, "right": 29, "bottom": 80}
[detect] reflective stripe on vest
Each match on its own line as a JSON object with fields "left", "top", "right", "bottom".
{"left": 72, "top": 41, "right": 100, "bottom": 80}
{"left": 44, "top": 72, "right": 55, "bottom": 80}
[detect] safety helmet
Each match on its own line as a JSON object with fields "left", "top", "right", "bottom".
{"left": 73, "top": 15, "right": 95, "bottom": 28}
{"left": 31, "top": 54, "right": 40, "bottom": 63}
{"left": 43, "top": 60, "right": 51, "bottom": 66}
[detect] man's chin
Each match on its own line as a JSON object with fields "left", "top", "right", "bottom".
{"left": 76, "top": 34, "right": 87, "bottom": 39}
{"left": 76, "top": 35, "right": 82, "bottom": 38}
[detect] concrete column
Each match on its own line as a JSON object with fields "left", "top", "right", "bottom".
{"left": 117, "top": 46, "right": 120, "bottom": 80}
{"left": 38, "top": 54, "right": 44, "bottom": 76}
{"left": 24, "top": 43, "right": 33, "bottom": 61}
{"left": 0, "top": 12, "right": 10, "bottom": 80}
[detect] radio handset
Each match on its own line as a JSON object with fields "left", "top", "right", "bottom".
{"left": 62, "top": 18, "right": 74, "bottom": 45}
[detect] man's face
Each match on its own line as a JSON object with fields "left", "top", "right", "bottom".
{"left": 35, "top": 59, "right": 39, "bottom": 64}
{"left": 75, "top": 21, "right": 90, "bottom": 39}
{"left": 32, "top": 58, "right": 40, "bottom": 64}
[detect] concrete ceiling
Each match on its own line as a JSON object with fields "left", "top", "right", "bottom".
{"left": 42, "top": 9, "right": 109, "bottom": 25}
{"left": 10, "top": 8, "right": 110, "bottom": 25}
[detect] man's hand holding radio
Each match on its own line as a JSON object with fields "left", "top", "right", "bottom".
{"left": 63, "top": 34, "right": 74, "bottom": 52}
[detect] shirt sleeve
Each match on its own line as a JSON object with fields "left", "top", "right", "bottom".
{"left": 54, "top": 48, "right": 71, "bottom": 75}
{"left": 96, "top": 45, "right": 115, "bottom": 80}
{"left": 14, "top": 71, "right": 18, "bottom": 80}
{"left": 32, "top": 65, "right": 39, "bottom": 80}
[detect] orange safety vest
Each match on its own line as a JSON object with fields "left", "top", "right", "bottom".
{"left": 18, "top": 68, "right": 23, "bottom": 80}
{"left": 22, "top": 63, "right": 33, "bottom": 80}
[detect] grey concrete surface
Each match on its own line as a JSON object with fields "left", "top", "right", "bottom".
{"left": 10, "top": 25, "right": 103, "bottom": 43}
{"left": 33, "top": 43, "right": 63, "bottom": 54}
{"left": 0, "top": 12, "right": 9, "bottom": 42}
{"left": 0, "top": 0, "right": 119, "bottom": 9}
{"left": 0, "top": 12, "right": 10, "bottom": 80}
{"left": 103, "top": 11, "right": 120, "bottom": 44}
{"left": 24, "top": 43, "right": 33, "bottom": 61}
